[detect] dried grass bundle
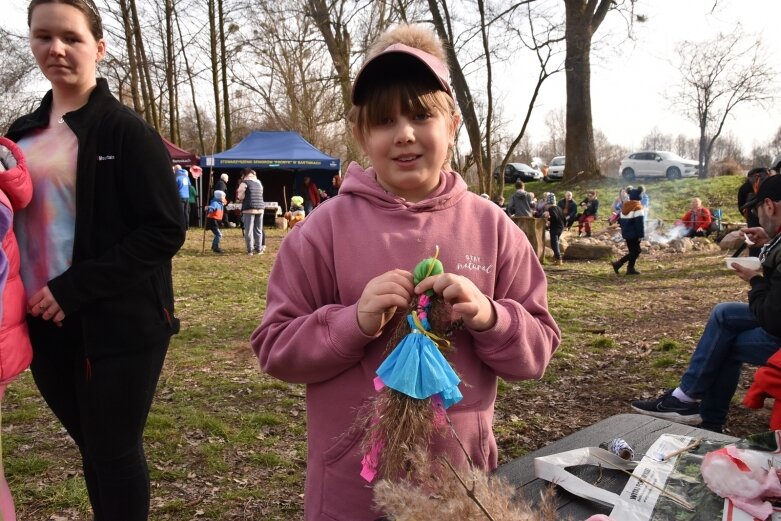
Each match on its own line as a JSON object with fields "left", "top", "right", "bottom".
{"left": 374, "top": 449, "right": 563, "bottom": 521}
{"left": 358, "top": 288, "right": 462, "bottom": 481}
{"left": 361, "top": 390, "right": 442, "bottom": 480}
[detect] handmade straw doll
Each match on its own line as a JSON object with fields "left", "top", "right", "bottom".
{"left": 360, "top": 248, "right": 463, "bottom": 482}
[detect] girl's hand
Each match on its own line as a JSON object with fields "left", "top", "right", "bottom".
{"left": 415, "top": 273, "right": 496, "bottom": 332}
{"left": 28, "top": 286, "right": 65, "bottom": 326}
{"left": 356, "top": 269, "right": 414, "bottom": 336}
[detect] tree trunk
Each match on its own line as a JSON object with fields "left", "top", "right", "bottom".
{"left": 428, "top": 0, "right": 489, "bottom": 188}
{"left": 512, "top": 217, "right": 546, "bottom": 262}
{"left": 119, "top": 0, "right": 142, "bottom": 114}
{"left": 563, "top": 0, "right": 612, "bottom": 182}
{"left": 129, "top": 0, "right": 159, "bottom": 128}
{"left": 208, "top": 0, "right": 223, "bottom": 152}
{"left": 306, "top": 0, "right": 358, "bottom": 162}
{"left": 165, "top": 0, "right": 178, "bottom": 143}
{"left": 218, "top": 0, "right": 232, "bottom": 148}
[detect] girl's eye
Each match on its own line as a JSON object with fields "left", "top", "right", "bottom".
{"left": 413, "top": 112, "right": 431, "bottom": 121}
{"left": 377, "top": 117, "right": 394, "bottom": 125}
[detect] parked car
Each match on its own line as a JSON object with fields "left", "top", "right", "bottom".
{"left": 545, "top": 155, "right": 565, "bottom": 182}
{"left": 493, "top": 162, "right": 544, "bottom": 183}
{"left": 618, "top": 151, "right": 698, "bottom": 180}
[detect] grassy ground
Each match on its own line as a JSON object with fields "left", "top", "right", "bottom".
{"left": 5, "top": 172, "right": 764, "bottom": 519}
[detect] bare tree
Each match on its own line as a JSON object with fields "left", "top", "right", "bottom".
{"left": 207, "top": 0, "right": 223, "bottom": 151}
{"left": 0, "top": 28, "right": 39, "bottom": 131}
{"left": 230, "top": 0, "right": 344, "bottom": 155}
{"left": 670, "top": 29, "right": 775, "bottom": 177}
{"left": 562, "top": 0, "right": 614, "bottom": 181}
{"left": 428, "top": 0, "right": 565, "bottom": 196}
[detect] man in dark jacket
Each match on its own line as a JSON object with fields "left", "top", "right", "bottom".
{"left": 631, "top": 175, "right": 781, "bottom": 433}
{"left": 558, "top": 191, "right": 578, "bottom": 230}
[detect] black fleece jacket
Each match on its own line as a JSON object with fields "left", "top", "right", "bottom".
{"left": 6, "top": 79, "right": 185, "bottom": 355}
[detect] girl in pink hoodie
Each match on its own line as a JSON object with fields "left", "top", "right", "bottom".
{"left": 252, "top": 24, "right": 560, "bottom": 521}
{"left": 0, "top": 137, "right": 34, "bottom": 521}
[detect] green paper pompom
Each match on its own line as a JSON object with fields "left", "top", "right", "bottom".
{"left": 413, "top": 257, "right": 444, "bottom": 296}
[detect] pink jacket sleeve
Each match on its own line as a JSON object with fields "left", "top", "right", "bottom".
{"left": 468, "top": 219, "right": 560, "bottom": 381}
{"left": 251, "top": 229, "right": 376, "bottom": 384}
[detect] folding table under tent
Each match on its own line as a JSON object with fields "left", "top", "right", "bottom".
{"left": 200, "top": 131, "right": 341, "bottom": 222}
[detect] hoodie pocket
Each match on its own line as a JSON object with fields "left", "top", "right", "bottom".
{"left": 320, "top": 428, "right": 374, "bottom": 520}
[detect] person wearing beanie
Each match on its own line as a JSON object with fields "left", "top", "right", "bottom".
{"left": 206, "top": 190, "right": 227, "bottom": 253}
{"left": 284, "top": 195, "right": 306, "bottom": 229}
{"left": 213, "top": 173, "right": 230, "bottom": 226}
{"left": 612, "top": 186, "right": 645, "bottom": 275}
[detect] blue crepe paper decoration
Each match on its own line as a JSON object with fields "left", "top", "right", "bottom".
{"left": 376, "top": 314, "right": 462, "bottom": 409}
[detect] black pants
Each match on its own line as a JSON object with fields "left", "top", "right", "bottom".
{"left": 616, "top": 237, "right": 641, "bottom": 271}
{"left": 180, "top": 199, "right": 190, "bottom": 230}
{"left": 29, "top": 317, "right": 169, "bottom": 521}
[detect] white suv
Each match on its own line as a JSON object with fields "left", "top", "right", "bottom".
{"left": 546, "top": 156, "right": 565, "bottom": 182}
{"left": 619, "top": 151, "right": 698, "bottom": 180}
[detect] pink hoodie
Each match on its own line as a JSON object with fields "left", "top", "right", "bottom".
{"left": 252, "top": 163, "right": 560, "bottom": 520}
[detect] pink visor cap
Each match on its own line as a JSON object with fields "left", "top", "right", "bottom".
{"left": 351, "top": 43, "right": 453, "bottom": 105}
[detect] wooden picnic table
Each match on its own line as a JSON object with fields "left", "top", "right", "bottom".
{"left": 494, "top": 413, "right": 738, "bottom": 519}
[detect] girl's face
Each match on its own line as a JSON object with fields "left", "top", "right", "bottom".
{"left": 361, "top": 101, "right": 457, "bottom": 203}
{"left": 29, "top": 3, "right": 105, "bottom": 92}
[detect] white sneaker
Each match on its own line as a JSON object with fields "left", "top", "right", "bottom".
{"left": 248, "top": 251, "right": 254, "bottom": 256}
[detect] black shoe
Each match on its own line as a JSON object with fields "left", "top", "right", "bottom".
{"left": 627, "top": 269, "right": 640, "bottom": 275}
{"left": 630, "top": 390, "right": 702, "bottom": 425}
{"left": 696, "top": 422, "right": 723, "bottom": 434}
{"left": 586, "top": 232, "right": 592, "bottom": 238}
{"left": 212, "top": 247, "right": 224, "bottom": 254}
{"left": 611, "top": 261, "right": 621, "bottom": 274}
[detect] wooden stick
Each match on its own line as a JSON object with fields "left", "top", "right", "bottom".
{"left": 660, "top": 439, "right": 701, "bottom": 462}
{"left": 591, "top": 453, "right": 694, "bottom": 510}
{"left": 440, "top": 458, "right": 496, "bottom": 521}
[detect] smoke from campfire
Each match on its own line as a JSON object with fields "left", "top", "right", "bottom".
{"left": 646, "top": 222, "right": 688, "bottom": 245}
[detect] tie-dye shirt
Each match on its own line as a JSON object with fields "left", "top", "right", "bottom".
{"left": 14, "top": 123, "right": 77, "bottom": 296}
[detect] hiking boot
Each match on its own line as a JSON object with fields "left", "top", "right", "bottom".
{"left": 555, "top": 258, "right": 563, "bottom": 265}
{"left": 627, "top": 269, "right": 641, "bottom": 275}
{"left": 611, "top": 261, "right": 621, "bottom": 274}
{"left": 586, "top": 232, "right": 592, "bottom": 238}
{"left": 696, "top": 422, "right": 723, "bottom": 434}
{"left": 212, "top": 247, "right": 224, "bottom": 254}
{"left": 630, "top": 390, "right": 702, "bottom": 425}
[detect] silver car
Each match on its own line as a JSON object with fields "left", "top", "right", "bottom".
{"left": 619, "top": 151, "right": 698, "bottom": 180}
{"left": 545, "top": 155, "right": 565, "bottom": 182}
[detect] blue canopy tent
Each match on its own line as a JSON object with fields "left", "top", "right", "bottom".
{"left": 200, "top": 131, "right": 341, "bottom": 219}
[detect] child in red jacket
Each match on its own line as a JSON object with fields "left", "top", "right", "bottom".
{"left": 0, "top": 136, "right": 33, "bottom": 521}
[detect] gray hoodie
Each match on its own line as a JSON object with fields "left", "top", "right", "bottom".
{"left": 507, "top": 189, "right": 533, "bottom": 217}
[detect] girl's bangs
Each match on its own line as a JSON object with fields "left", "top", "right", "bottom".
{"left": 358, "top": 78, "right": 453, "bottom": 132}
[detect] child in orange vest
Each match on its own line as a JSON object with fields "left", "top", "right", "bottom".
{"left": 207, "top": 190, "right": 226, "bottom": 253}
